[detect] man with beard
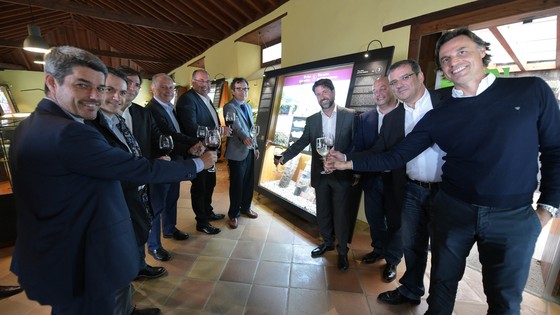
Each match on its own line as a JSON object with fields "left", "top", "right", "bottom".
{"left": 275, "top": 78, "right": 358, "bottom": 271}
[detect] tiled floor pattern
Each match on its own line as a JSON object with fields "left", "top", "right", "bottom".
{"left": 0, "top": 161, "right": 558, "bottom": 314}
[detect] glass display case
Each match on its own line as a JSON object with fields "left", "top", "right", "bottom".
{"left": 252, "top": 47, "right": 395, "bottom": 221}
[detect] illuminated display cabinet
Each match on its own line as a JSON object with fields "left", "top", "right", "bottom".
{"left": 252, "top": 47, "right": 395, "bottom": 221}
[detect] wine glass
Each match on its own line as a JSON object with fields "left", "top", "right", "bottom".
{"left": 249, "top": 125, "right": 260, "bottom": 149}
{"left": 323, "top": 133, "right": 334, "bottom": 151}
{"left": 224, "top": 111, "right": 236, "bottom": 137}
{"left": 316, "top": 137, "right": 331, "bottom": 174}
{"left": 159, "top": 134, "right": 174, "bottom": 156}
{"left": 205, "top": 129, "right": 221, "bottom": 172}
{"left": 196, "top": 126, "right": 208, "bottom": 143}
{"left": 273, "top": 146, "right": 283, "bottom": 173}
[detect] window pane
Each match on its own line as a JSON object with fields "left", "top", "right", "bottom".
{"left": 263, "top": 43, "right": 282, "bottom": 63}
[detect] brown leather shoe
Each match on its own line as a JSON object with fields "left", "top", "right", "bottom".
{"left": 229, "top": 217, "right": 238, "bottom": 229}
{"left": 242, "top": 209, "right": 258, "bottom": 219}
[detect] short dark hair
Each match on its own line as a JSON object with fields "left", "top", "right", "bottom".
{"left": 117, "top": 66, "right": 142, "bottom": 85}
{"left": 44, "top": 46, "right": 107, "bottom": 95}
{"left": 231, "top": 77, "right": 248, "bottom": 88}
{"left": 107, "top": 67, "right": 129, "bottom": 88}
{"left": 312, "top": 79, "right": 335, "bottom": 93}
{"left": 388, "top": 59, "right": 421, "bottom": 75}
{"left": 435, "top": 28, "right": 492, "bottom": 70}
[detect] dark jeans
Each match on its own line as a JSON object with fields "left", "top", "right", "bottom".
{"left": 227, "top": 151, "right": 255, "bottom": 218}
{"left": 398, "top": 182, "right": 437, "bottom": 300}
{"left": 426, "top": 190, "right": 541, "bottom": 315}
{"left": 147, "top": 182, "right": 179, "bottom": 251}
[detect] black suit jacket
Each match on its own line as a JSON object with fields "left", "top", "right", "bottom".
{"left": 128, "top": 102, "right": 163, "bottom": 159}
{"left": 145, "top": 98, "right": 197, "bottom": 161}
{"left": 175, "top": 88, "right": 222, "bottom": 157}
{"left": 9, "top": 99, "right": 199, "bottom": 313}
{"left": 86, "top": 112, "right": 152, "bottom": 246}
{"left": 282, "top": 106, "right": 357, "bottom": 188}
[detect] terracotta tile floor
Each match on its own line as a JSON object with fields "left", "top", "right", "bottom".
{"left": 0, "top": 161, "right": 558, "bottom": 314}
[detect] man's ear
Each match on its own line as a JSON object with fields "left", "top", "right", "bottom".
{"left": 45, "top": 75, "right": 57, "bottom": 97}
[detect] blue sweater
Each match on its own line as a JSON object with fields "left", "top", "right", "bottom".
{"left": 352, "top": 77, "right": 560, "bottom": 208}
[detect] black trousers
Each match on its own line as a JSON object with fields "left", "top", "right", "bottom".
{"left": 190, "top": 169, "right": 216, "bottom": 226}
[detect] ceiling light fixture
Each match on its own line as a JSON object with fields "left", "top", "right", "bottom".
{"left": 23, "top": 1, "right": 49, "bottom": 53}
{"left": 364, "top": 39, "right": 383, "bottom": 58}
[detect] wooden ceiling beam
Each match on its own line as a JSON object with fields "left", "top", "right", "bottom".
{"left": 87, "top": 49, "right": 182, "bottom": 65}
{"left": 488, "top": 26, "right": 526, "bottom": 72}
{"left": 3, "top": 0, "right": 222, "bottom": 40}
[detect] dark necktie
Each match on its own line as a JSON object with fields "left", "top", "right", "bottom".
{"left": 240, "top": 103, "right": 252, "bottom": 127}
{"left": 115, "top": 115, "right": 152, "bottom": 221}
{"left": 115, "top": 114, "right": 142, "bottom": 158}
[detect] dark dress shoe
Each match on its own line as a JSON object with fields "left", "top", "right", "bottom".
{"left": 148, "top": 247, "right": 171, "bottom": 261}
{"left": 362, "top": 251, "right": 383, "bottom": 264}
{"left": 242, "top": 209, "right": 258, "bottom": 219}
{"left": 229, "top": 217, "right": 238, "bottom": 229}
{"left": 377, "top": 289, "right": 420, "bottom": 305}
{"left": 383, "top": 263, "right": 397, "bottom": 282}
{"left": 163, "top": 229, "right": 189, "bottom": 240}
{"left": 196, "top": 223, "right": 221, "bottom": 235}
{"left": 208, "top": 213, "right": 225, "bottom": 221}
{"left": 135, "top": 265, "right": 167, "bottom": 280}
{"left": 0, "top": 285, "right": 23, "bottom": 299}
{"left": 338, "top": 254, "right": 349, "bottom": 271}
{"left": 311, "top": 243, "right": 335, "bottom": 256}
{"left": 131, "top": 307, "right": 162, "bottom": 315}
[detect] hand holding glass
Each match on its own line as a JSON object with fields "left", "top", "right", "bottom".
{"left": 273, "top": 147, "right": 283, "bottom": 172}
{"left": 159, "top": 134, "right": 174, "bottom": 156}
{"left": 316, "top": 137, "right": 332, "bottom": 174}
{"left": 225, "top": 112, "right": 236, "bottom": 137}
{"left": 205, "top": 129, "right": 221, "bottom": 172}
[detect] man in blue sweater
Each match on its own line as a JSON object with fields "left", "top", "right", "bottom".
{"left": 328, "top": 28, "right": 560, "bottom": 314}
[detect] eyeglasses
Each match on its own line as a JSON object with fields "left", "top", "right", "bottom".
{"left": 235, "top": 87, "right": 249, "bottom": 92}
{"left": 193, "top": 79, "right": 211, "bottom": 84}
{"left": 73, "top": 82, "right": 105, "bottom": 94}
{"left": 388, "top": 73, "right": 417, "bottom": 87}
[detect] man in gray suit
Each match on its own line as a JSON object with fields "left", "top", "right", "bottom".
{"left": 223, "top": 78, "right": 260, "bottom": 229}
{"left": 275, "top": 78, "right": 358, "bottom": 271}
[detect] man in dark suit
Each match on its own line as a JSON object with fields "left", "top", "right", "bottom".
{"left": 336, "top": 60, "right": 452, "bottom": 305}
{"left": 276, "top": 78, "right": 358, "bottom": 271}
{"left": 119, "top": 66, "right": 176, "bottom": 278}
{"left": 350, "top": 76, "right": 402, "bottom": 282}
{"left": 8, "top": 46, "right": 213, "bottom": 314}
{"left": 175, "top": 69, "right": 225, "bottom": 235}
{"left": 145, "top": 73, "right": 199, "bottom": 261}
{"left": 223, "top": 77, "right": 259, "bottom": 229}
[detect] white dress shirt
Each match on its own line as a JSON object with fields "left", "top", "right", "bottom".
{"left": 197, "top": 92, "right": 220, "bottom": 127}
{"left": 404, "top": 88, "right": 445, "bottom": 183}
{"left": 320, "top": 105, "right": 337, "bottom": 144}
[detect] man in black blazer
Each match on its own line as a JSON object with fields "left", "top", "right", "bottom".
{"left": 276, "top": 79, "right": 358, "bottom": 271}
{"left": 145, "top": 73, "right": 200, "bottom": 261}
{"left": 350, "top": 76, "right": 402, "bottom": 283}
{"left": 342, "top": 60, "right": 452, "bottom": 305}
{"left": 175, "top": 69, "right": 225, "bottom": 235}
{"left": 8, "top": 46, "right": 212, "bottom": 314}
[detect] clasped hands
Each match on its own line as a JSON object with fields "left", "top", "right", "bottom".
{"left": 323, "top": 150, "right": 353, "bottom": 172}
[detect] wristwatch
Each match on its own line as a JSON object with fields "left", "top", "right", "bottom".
{"left": 537, "top": 203, "right": 559, "bottom": 218}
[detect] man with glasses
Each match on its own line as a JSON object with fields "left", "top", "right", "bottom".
{"left": 146, "top": 73, "right": 200, "bottom": 261}
{"left": 331, "top": 59, "right": 451, "bottom": 303}
{"left": 223, "top": 77, "right": 259, "bottom": 229}
{"left": 175, "top": 70, "right": 225, "bottom": 235}
{"left": 8, "top": 46, "right": 213, "bottom": 314}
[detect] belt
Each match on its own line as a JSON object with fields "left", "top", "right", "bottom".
{"left": 408, "top": 178, "right": 440, "bottom": 190}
